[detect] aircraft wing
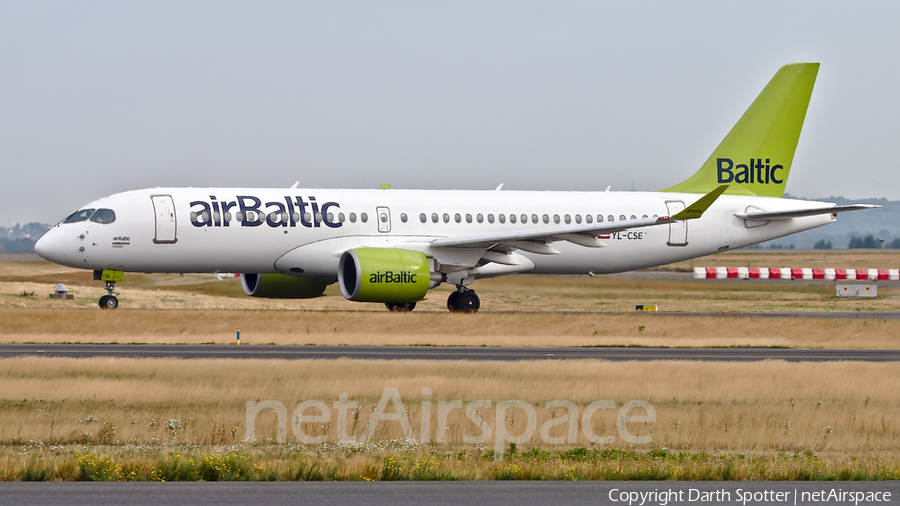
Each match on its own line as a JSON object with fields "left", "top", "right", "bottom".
{"left": 430, "top": 215, "right": 673, "bottom": 250}
{"left": 734, "top": 204, "right": 879, "bottom": 221}
{"left": 431, "top": 185, "right": 728, "bottom": 252}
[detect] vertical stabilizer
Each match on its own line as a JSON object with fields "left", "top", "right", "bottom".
{"left": 663, "top": 63, "right": 819, "bottom": 197}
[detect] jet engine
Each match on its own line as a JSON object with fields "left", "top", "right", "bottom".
{"left": 239, "top": 273, "right": 328, "bottom": 298}
{"left": 338, "top": 248, "right": 441, "bottom": 303}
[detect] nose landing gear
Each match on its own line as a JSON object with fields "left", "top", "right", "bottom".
{"left": 447, "top": 287, "right": 480, "bottom": 313}
{"left": 94, "top": 269, "right": 123, "bottom": 310}
{"left": 99, "top": 281, "right": 119, "bottom": 309}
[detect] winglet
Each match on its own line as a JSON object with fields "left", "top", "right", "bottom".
{"left": 672, "top": 185, "right": 728, "bottom": 220}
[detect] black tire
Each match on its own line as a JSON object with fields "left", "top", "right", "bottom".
{"left": 451, "top": 291, "right": 480, "bottom": 313}
{"left": 447, "top": 292, "right": 460, "bottom": 312}
{"left": 100, "top": 295, "right": 119, "bottom": 310}
{"left": 385, "top": 302, "right": 416, "bottom": 312}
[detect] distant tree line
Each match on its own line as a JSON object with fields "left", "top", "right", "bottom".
{"left": 1, "top": 223, "right": 50, "bottom": 252}
{"left": 845, "top": 234, "right": 900, "bottom": 249}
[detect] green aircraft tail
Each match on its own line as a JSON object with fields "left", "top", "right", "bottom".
{"left": 663, "top": 62, "right": 819, "bottom": 197}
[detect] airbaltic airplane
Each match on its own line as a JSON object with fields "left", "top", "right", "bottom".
{"left": 36, "top": 62, "right": 875, "bottom": 312}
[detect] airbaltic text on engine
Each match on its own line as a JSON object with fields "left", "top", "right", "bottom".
{"left": 370, "top": 271, "right": 417, "bottom": 284}
{"left": 189, "top": 195, "right": 342, "bottom": 228}
{"left": 716, "top": 158, "right": 784, "bottom": 184}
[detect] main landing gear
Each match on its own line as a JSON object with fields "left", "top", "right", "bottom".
{"left": 99, "top": 280, "right": 119, "bottom": 309}
{"left": 447, "top": 287, "right": 480, "bottom": 313}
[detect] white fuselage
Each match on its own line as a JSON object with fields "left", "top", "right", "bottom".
{"left": 36, "top": 187, "right": 835, "bottom": 282}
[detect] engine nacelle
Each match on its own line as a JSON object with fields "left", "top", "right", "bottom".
{"left": 338, "top": 248, "right": 439, "bottom": 303}
{"left": 239, "top": 273, "right": 328, "bottom": 298}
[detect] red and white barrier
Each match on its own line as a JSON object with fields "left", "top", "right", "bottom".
{"left": 694, "top": 267, "right": 900, "bottom": 281}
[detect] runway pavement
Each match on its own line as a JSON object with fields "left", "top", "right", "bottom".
{"left": 2, "top": 343, "right": 899, "bottom": 361}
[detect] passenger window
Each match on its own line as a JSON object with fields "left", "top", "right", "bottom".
{"left": 585, "top": 214, "right": 592, "bottom": 224}
{"left": 292, "top": 213, "right": 300, "bottom": 223}
{"left": 235, "top": 212, "right": 244, "bottom": 222}
{"left": 466, "top": 213, "right": 472, "bottom": 224}
{"left": 419, "top": 213, "right": 426, "bottom": 223}
{"left": 326, "top": 212, "right": 334, "bottom": 223}
{"left": 400, "top": 213, "right": 408, "bottom": 223}
{"left": 477, "top": 214, "right": 484, "bottom": 223}
{"left": 361, "top": 212, "right": 368, "bottom": 223}
{"left": 499, "top": 214, "right": 506, "bottom": 224}
{"left": 63, "top": 209, "right": 95, "bottom": 224}
{"left": 315, "top": 212, "right": 323, "bottom": 223}
{"left": 349, "top": 213, "right": 357, "bottom": 223}
{"left": 224, "top": 212, "right": 232, "bottom": 223}
{"left": 487, "top": 214, "right": 495, "bottom": 224}
{"left": 304, "top": 212, "right": 312, "bottom": 223}
{"left": 509, "top": 214, "right": 517, "bottom": 224}
{"left": 542, "top": 214, "right": 549, "bottom": 224}
{"left": 521, "top": 214, "right": 527, "bottom": 224}
{"left": 608, "top": 215, "right": 614, "bottom": 222}
{"left": 379, "top": 212, "right": 388, "bottom": 223}
{"left": 454, "top": 213, "right": 461, "bottom": 223}
{"left": 553, "top": 214, "right": 560, "bottom": 224}
{"left": 575, "top": 214, "right": 581, "bottom": 224}
{"left": 432, "top": 213, "right": 439, "bottom": 223}
{"left": 630, "top": 215, "right": 636, "bottom": 220}
{"left": 89, "top": 209, "right": 116, "bottom": 224}
{"left": 642, "top": 214, "right": 648, "bottom": 219}
{"left": 532, "top": 214, "right": 538, "bottom": 224}
{"left": 338, "top": 213, "right": 345, "bottom": 223}
{"left": 564, "top": 214, "right": 571, "bottom": 224}
{"left": 620, "top": 215, "right": 626, "bottom": 221}
{"left": 443, "top": 213, "right": 450, "bottom": 223}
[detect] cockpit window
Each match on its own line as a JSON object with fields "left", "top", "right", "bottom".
{"left": 63, "top": 209, "right": 95, "bottom": 224}
{"left": 90, "top": 209, "right": 116, "bottom": 224}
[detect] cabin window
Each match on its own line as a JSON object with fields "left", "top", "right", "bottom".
{"left": 564, "top": 214, "right": 571, "bottom": 224}
{"left": 338, "top": 212, "right": 345, "bottom": 223}
{"left": 454, "top": 213, "right": 461, "bottom": 223}
{"left": 349, "top": 213, "right": 357, "bottom": 223}
{"left": 630, "top": 215, "right": 636, "bottom": 220}
{"left": 499, "top": 214, "right": 506, "bottom": 224}
{"left": 466, "top": 213, "right": 472, "bottom": 224}
{"left": 642, "top": 214, "right": 648, "bottom": 219}
{"left": 477, "top": 213, "right": 484, "bottom": 223}
{"left": 400, "top": 213, "right": 408, "bottom": 223}
{"left": 419, "top": 213, "right": 427, "bottom": 223}
{"left": 521, "top": 214, "right": 528, "bottom": 224}
{"left": 620, "top": 215, "right": 626, "bottom": 221}
{"left": 553, "top": 214, "right": 560, "bottom": 224}
{"left": 542, "top": 214, "right": 549, "bottom": 224}
{"left": 585, "top": 214, "right": 592, "bottom": 224}
{"left": 608, "top": 215, "right": 614, "bottom": 222}
{"left": 431, "top": 213, "right": 439, "bottom": 223}
{"left": 575, "top": 214, "right": 582, "bottom": 224}
{"left": 360, "top": 212, "right": 368, "bottom": 223}
{"left": 442, "top": 213, "right": 450, "bottom": 223}
{"left": 532, "top": 214, "right": 539, "bottom": 224}
{"left": 487, "top": 214, "right": 495, "bottom": 224}
{"left": 509, "top": 214, "right": 517, "bottom": 224}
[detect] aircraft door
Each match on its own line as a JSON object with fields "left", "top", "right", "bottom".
{"left": 665, "top": 200, "right": 687, "bottom": 246}
{"left": 151, "top": 195, "right": 177, "bottom": 244}
{"left": 376, "top": 206, "right": 391, "bottom": 233}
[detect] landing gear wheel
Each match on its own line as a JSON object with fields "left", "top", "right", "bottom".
{"left": 385, "top": 302, "right": 416, "bottom": 312}
{"left": 99, "top": 295, "right": 119, "bottom": 310}
{"left": 447, "top": 291, "right": 460, "bottom": 311}
{"left": 448, "top": 290, "right": 480, "bottom": 313}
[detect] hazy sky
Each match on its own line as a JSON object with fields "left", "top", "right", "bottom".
{"left": 2, "top": 1, "right": 898, "bottom": 225}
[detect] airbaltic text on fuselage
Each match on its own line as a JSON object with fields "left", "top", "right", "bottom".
{"left": 189, "top": 195, "right": 342, "bottom": 228}
{"left": 717, "top": 158, "right": 784, "bottom": 184}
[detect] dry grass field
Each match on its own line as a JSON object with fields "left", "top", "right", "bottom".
{"left": 2, "top": 251, "right": 899, "bottom": 480}
{"left": 2, "top": 251, "right": 900, "bottom": 348}
{"left": 1, "top": 357, "right": 899, "bottom": 481}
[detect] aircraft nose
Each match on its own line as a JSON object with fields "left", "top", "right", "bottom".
{"left": 34, "top": 229, "right": 58, "bottom": 261}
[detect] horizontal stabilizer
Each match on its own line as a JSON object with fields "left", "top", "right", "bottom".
{"left": 735, "top": 204, "right": 879, "bottom": 222}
